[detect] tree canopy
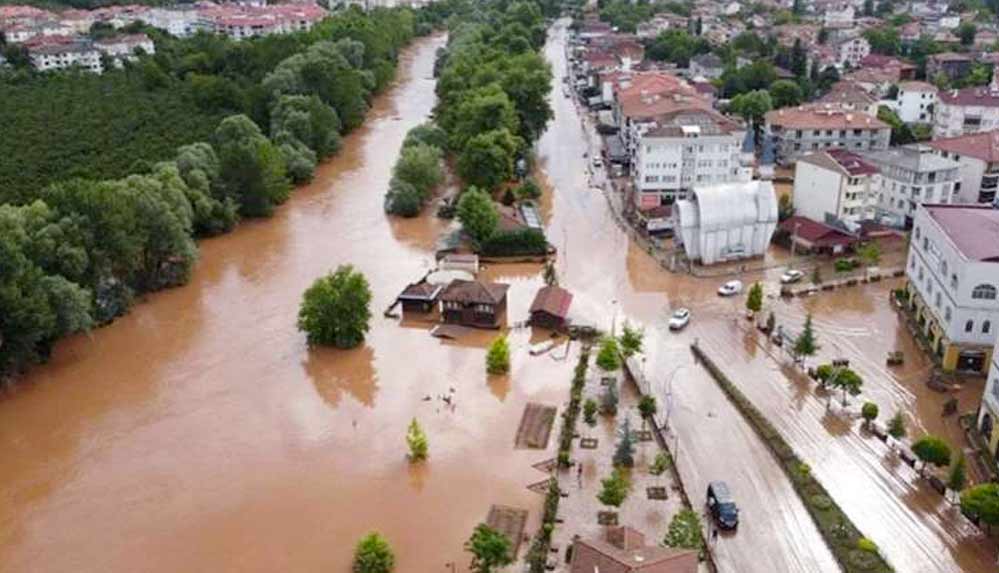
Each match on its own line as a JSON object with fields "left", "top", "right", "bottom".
{"left": 297, "top": 265, "right": 373, "bottom": 349}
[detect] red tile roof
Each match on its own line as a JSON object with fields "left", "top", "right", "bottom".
{"left": 924, "top": 205, "right": 999, "bottom": 262}
{"left": 780, "top": 216, "right": 857, "bottom": 247}
{"left": 570, "top": 527, "right": 698, "bottom": 573}
{"left": 441, "top": 280, "right": 509, "bottom": 305}
{"left": 927, "top": 129, "right": 999, "bottom": 162}
{"left": 530, "top": 285, "right": 573, "bottom": 319}
{"left": 938, "top": 86, "right": 999, "bottom": 108}
{"left": 765, "top": 106, "right": 888, "bottom": 130}
{"left": 800, "top": 149, "right": 879, "bottom": 176}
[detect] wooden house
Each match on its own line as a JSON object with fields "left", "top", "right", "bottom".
{"left": 440, "top": 279, "right": 509, "bottom": 329}
{"left": 397, "top": 282, "right": 443, "bottom": 314}
{"left": 529, "top": 285, "right": 573, "bottom": 330}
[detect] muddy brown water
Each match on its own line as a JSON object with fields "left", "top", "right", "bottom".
{"left": 1, "top": 24, "right": 994, "bottom": 573}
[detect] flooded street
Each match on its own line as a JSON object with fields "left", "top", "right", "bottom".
{"left": 0, "top": 21, "right": 995, "bottom": 573}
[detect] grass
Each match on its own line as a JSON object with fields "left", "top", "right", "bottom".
{"left": 691, "top": 343, "right": 894, "bottom": 573}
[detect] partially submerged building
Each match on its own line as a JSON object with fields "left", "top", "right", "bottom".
{"left": 440, "top": 280, "right": 510, "bottom": 329}
{"left": 673, "top": 180, "right": 778, "bottom": 265}
{"left": 528, "top": 285, "right": 573, "bottom": 330}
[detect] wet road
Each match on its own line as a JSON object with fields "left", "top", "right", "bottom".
{"left": 0, "top": 21, "right": 991, "bottom": 573}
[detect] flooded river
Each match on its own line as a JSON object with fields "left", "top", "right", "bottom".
{"left": 1, "top": 22, "right": 994, "bottom": 573}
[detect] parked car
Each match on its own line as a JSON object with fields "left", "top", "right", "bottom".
{"left": 717, "top": 280, "right": 743, "bottom": 297}
{"left": 669, "top": 308, "right": 691, "bottom": 330}
{"left": 592, "top": 158, "right": 603, "bottom": 169}
{"left": 780, "top": 269, "right": 804, "bottom": 284}
{"left": 706, "top": 481, "right": 739, "bottom": 530}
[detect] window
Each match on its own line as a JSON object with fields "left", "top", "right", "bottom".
{"left": 951, "top": 274, "right": 958, "bottom": 289}
{"left": 972, "top": 284, "right": 998, "bottom": 300}
{"left": 940, "top": 261, "right": 948, "bottom": 276}
{"left": 945, "top": 306, "right": 952, "bottom": 321}
{"left": 984, "top": 321, "right": 992, "bottom": 334}
{"left": 936, "top": 292, "right": 942, "bottom": 308}
{"left": 966, "top": 319, "right": 974, "bottom": 333}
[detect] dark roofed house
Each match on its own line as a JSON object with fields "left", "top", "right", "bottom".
{"left": 529, "top": 285, "right": 573, "bottom": 330}
{"left": 397, "top": 282, "right": 443, "bottom": 314}
{"left": 927, "top": 52, "right": 974, "bottom": 82}
{"left": 570, "top": 526, "right": 698, "bottom": 573}
{"left": 780, "top": 215, "right": 858, "bottom": 255}
{"left": 440, "top": 279, "right": 509, "bottom": 328}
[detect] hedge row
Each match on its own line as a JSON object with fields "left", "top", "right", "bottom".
{"left": 691, "top": 343, "right": 894, "bottom": 573}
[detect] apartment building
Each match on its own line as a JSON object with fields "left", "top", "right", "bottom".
{"left": 927, "top": 130, "right": 999, "bottom": 205}
{"left": 934, "top": 80, "right": 999, "bottom": 138}
{"left": 864, "top": 145, "right": 959, "bottom": 228}
{"left": 905, "top": 204, "right": 999, "bottom": 374}
{"left": 633, "top": 108, "right": 751, "bottom": 208}
{"left": 792, "top": 149, "right": 880, "bottom": 225}
{"left": 978, "top": 338, "right": 999, "bottom": 459}
{"left": 895, "top": 81, "right": 937, "bottom": 124}
{"left": 764, "top": 106, "right": 891, "bottom": 166}
{"left": 29, "top": 40, "right": 102, "bottom": 72}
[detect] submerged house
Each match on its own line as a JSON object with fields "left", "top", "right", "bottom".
{"left": 673, "top": 180, "right": 778, "bottom": 265}
{"left": 397, "top": 282, "right": 443, "bottom": 314}
{"left": 529, "top": 285, "right": 574, "bottom": 330}
{"left": 440, "top": 279, "right": 510, "bottom": 329}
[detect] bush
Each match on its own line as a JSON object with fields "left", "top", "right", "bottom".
{"left": 353, "top": 532, "right": 395, "bottom": 573}
{"left": 480, "top": 228, "right": 547, "bottom": 256}
{"left": 861, "top": 402, "right": 879, "bottom": 425}
{"left": 810, "top": 494, "right": 833, "bottom": 511}
{"left": 596, "top": 337, "right": 622, "bottom": 371}
{"left": 597, "top": 468, "right": 630, "bottom": 507}
{"left": 486, "top": 335, "right": 510, "bottom": 375}
{"left": 649, "top": 452, "right": 671, "bottom": 476}
{"left": 384, "top": 179, "right": 423, "bottom": 217}
{"left": 514, "top": 178, "right": 542, "bottom": 200}
{"left": 297, "top": 265, "right": 372, "bottom": 348}
{"left": 406, "top": 418, "right": 428, "bottom": 461}
{"left": 834, "top": 258, "right": 857, "bottom": 272}
{"left": 857, "top": 537, "right": 879, "bottom": 554}
{"left": 663, "top": 509, "right": 704, "bottom": 552}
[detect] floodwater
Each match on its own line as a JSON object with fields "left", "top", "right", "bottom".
{"left": 0, "top": 21, "right": 993, "bottom": 573}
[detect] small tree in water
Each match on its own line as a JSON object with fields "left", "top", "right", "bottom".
{"left": 597, "top": 467, "right": 630, "bottom": 507}
{"left": 406, "top": 418, "right": 428, "bottom": 462}
{"left": 485, "top": 335, "right": 510, "bottom": 375}
{"left": 948, "top": 454, "right": 967, "bottom": 498}
{"left": 912, "top": 435, "right": 951, "bottom": 476}
{"left": 793, "top": 313, "right": 819, "bottom": 363}
{"left": 638, "top": 395, "right": 657, "bottom": 425}
{"left": 746, "top": 282, "right": 764, "bottom": 314}
{"left": 887, "top": 411, "right": 907, "bottom": 441}
{"left": 861, "top": 402, "right": 879, "bottom": 427}
{"left": 613, "top": 417, "right": 636, "bottom": 468}
{"left": 583, "top": 398, "right": 598, "bottom": 427}
{"left": 353, "top": 532, "right": 395, "bottom": 573}
{"left": 465, "top": 524, "right": 512, "bottom": 573}
{"left": 664, "top": 509, "right": 704, "bottom": 552}
{"left": 766, "top": 311, "right": 776, "bottom": 333}
{"left": 297, "top": 265, "right": 372, "bottom": 349}
{"left": 600, "top": 379, "right": 619, "bottom": 416}
{"left": 542, "top": 260, "right": 558, "bottom": 286}
{"left": 596, "top": 337, "right": 622, "bottom": 371}
{"left": 618, "top": 323, "right": 644, "bottom": 357}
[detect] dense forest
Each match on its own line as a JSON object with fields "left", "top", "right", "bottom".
{"left": 0, "top": 2, "right": 461, "bottom": 379}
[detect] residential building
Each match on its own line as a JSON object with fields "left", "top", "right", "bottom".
{"left": 905, "top": 204, "right": 999, "bottom": 374}
{"left": 764, "top": 106, "right": 891, "bottom": 166}
{"left": 792, "top": 149, "right": 880, "bottom": 225}
{"left": 926, "top": 130, "right": 999, "bottom": 205}
{"left": 779, "top": 216, "right": 858, "bottom": 255}
{"left": 927, "top": 52, "right": 974, "bottom": 83}
{"left": 142, "top": 7, "right": 200, "bottom": 37}
{"left": 895, "top": 81, "right": 937, "bottom": 124}
{"left": 977, "top": 338, "right": 999, "bottom": 458}
{"left": 832, "top": 36, "right": 870, "bottom": 70}
{"left": 439, "top": 280, "right": 509, "bottom": 329}
{"left": 864, "top": 145, "right": 959, "bottom": 227}
{"left": 528, "top": 285, "right": 573, "bottom": 330}
{"left": 933, "top": 79, "right": 999, "bottom": 138}
{"left": 94, "top": 33, "right": 154, "bottom": 66}
{"left": 816, "top": 81, "right": 879, "bottom": 116}
{"left": 397, "top": 282, "right": 442, "bottom": 314}
{"left": 613, "top": 72, "right": 707, "bottom": 152}
{"left": 689, "top": 53, "right": 724, "bottom": 80}
{"left": 823, "top": 4, "right": 855, "bottom": 27}
{"left": 29, "top": 40, "right": 102, "bottom": 72}
{"left": 859, "top": 53, "right": 917, "bottom": 81}
{"left": 673, "top": 180, "right": 779, "bottom": 265}
{"left": 570, "top": 526, "right": 698, "bottom": 573}
{"left": 633, "top": 108, "right": 751, "bottom": 208}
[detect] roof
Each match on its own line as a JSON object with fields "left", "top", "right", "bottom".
{"left": 398, "top": 282, "right": 443, "bottom": 301}
{"left": 643, "top": 108, "right": 744, "bottom": 137}
{"left": 691, "top": 52, "right": 723, "bottom": 68}
{"left": 863, "top": 144, "right": 959, "bottom": 173}
{"left": 780, "top": 216, "right": 857, "bottom": 247}
{"left": 677, "top": 180, "right": 778, "bottom": 231}
{"left": 938, "top": 86, "right": 999, "bottom": 108}
{"left": 765, "top": 106, "right": 888, "bottom": 130}
{"left": 898, "top": 81, "right": 937, "bottom": 93}
{"left": 530, "top": 285, "right": 573, "bottom": 319}
{"left": 927, "top": 130, "right": 999, "bottom": 162}
{"left": 440, "top": 280, "right": 509, "bottom": 305}
{"left": 923, "top": 205, "right": 999, "bottom": 262}
{"left": 860, "top": 54, "right": 916, "bottom": 70}
{"left": 819, "top": 81, "right": 878, "bottom": 106}
{"left": 570, "top": 527, "right": 698, "bottom": 573}
{"left": 930, "top": 51, "right": 973, "bottom": 63}
{"left": 798, "top": 149, "right": 879, "bottom": 176}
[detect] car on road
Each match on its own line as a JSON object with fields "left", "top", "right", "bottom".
{"left": 717, "top": 280, "right": 743, "bottom": 297}
{"left": 591, "top": 158, "right": 603, "bottom": 170}
{"left": 668, "top": 308, "right": 691, "bottom": 330}
{"left": 706, "top": 480, "right": 739, "bottom": 530}
{"left": 780, "top": 269, "right": 804, "bottom": 284}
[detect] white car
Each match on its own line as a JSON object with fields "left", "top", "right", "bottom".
{"left": 780, "top": 269, "right": 804, "bottom": 284}
{"left": 669, "top": 308, "right": 691, "bottom": 330}
{"left": 717, "top": 280, "right": 743, "bottom": 297}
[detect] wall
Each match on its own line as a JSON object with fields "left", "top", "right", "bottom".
{"left": 792, "top": 160, "right": 843, "bottom": 222}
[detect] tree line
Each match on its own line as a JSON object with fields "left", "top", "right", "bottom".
{"left": 0, "top": 4, "right": 459, "bottom": 379}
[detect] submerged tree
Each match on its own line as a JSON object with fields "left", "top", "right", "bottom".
{"left": 618, "top": 323, "right": 644, "bottom": 358}
{"left": 486, "top": 334, "right": 510, "bottom": 375}
{"left": 746, "top": 282, "right": 763, "bottom": 313}
{"left": 406, "top": 418, "right": 428, "bottom": 461}
{"left": 912, "top": 435, "right": 951, "bottom": 476}
{"left": 596, "top": 337, "right": 622, "bottom": 371}
{"left": 793, "top": 313, "right": 819, "bottom": 362}
{"left": 353, "top": 532, "right": 395, "bottom": 573}
{"left": 597, "top": 467, "right": 630, "bottom": 507}
{"left": 297, "top": 265, "right": 372, "bottom": 349}
{"left": 465, "top": 524, "right": 512, "bottom": 573}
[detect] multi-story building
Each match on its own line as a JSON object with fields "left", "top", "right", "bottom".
{"left": 894, "top": 81, "right": 937, "bottom": 124}
{"left": 29, "top": 40, "right": 102, "bottom": 72}
{"left": 927, "top": 52, "right": 974, "bottom": 83}
{"left": 832, "top": 36, "right": 870, "bottom": 70}
{"left": 978, "top": 338, "right": 999, "bottom": 459}
{"left": 927, "top": 130, "right": 999, "bottom": 205}
{"left": 673, "top": 180, "right": 778, "bottom": 265}
{"left": 823, "top": 4, "right": 854, "bottom": 27}
{"left": 764, "top": 106, "right": 891, "bottom": 166}
{"left": 633, "top": 108, "right": 751, "bottom": 208}
{"left": 816, "top": 80, "right": 879, "bottom": 116}
{"left": 142, "top": 7, "right": 200, "bottom": 37}
{"left": 864, "top": 145, "right": 959, "bottom": 228}
{"left": 689, "top": 53, "right": 724, "bottom": 80}
{"left": 612, "top": 72, "right": 707, "bottom": 153}
{"left": 905, "top": 204, "right": 999, "bottom": 374}
{"left": 94, "top": 33, "right": 154, "bottom": 66}
{"left": 933, "top": 80, "right": 999, "bottom": 138}
{"left": 792, "top": 149, "right": 880, "bottom": 225}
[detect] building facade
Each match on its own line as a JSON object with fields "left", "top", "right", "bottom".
{"left": 673, "top": 180, "right": 778, "bottom": 265}
{"left": 863, "top": 145, "right": 959, "bottom": 228}
{"left": 792, "top": 149, "right": 880, "bottom": 225}
{"left": 895, "top": 81, "right": 937, "bottom": 124}
{"left": 29, "top": 41, "right": 102, "bottom": 72}
{"left": 933, "top": 80, "right": 999, "bottom": 138}
{"left": 905, "top": 204, "right": 999, "bottom": 374}
{"left": 765, "top": 106, "right": 891, "bottom": 166}
{"left": 927, "top": 130, "right": 999, "bottom": 205}
{"left": 978, "top": 340, "right": 999, "bottom": 459}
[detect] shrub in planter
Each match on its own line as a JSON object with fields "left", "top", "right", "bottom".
{"left": 480, "top": 228, "right": 547, "bottom": 256}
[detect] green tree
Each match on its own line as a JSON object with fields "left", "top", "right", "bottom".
{"left": 353, "top": 532, "right": 395, "bottom": 573}
{"left": 597, "top": 467, "right": 630, "bottom": 507}
{"left": 445, "top": 84, "right": 520, "bottom": 151}
{"left": 957, "top": 22, "right": 977, "bottom": 46}
{"left": 214, "top": 114, "right": 290, "bottom": 217}
{"left": 618, "top": 323, "right": 644, "bottom": 357}
{"left": 596, "top": 337, "right": 622, "bottom": 371}
{"left": 888, "top": 411, "right": 907, "bottom": 440}
{"left": 878, "top": 105, "right": 916, "bottom": 146}
{"left": 864, "top": 27, "right": 902, "bottom": 56}
{"left": 829, "top": 368, "right": 863, "bottom": 406}
{"left": 406, "top": 418, "right": 428, "bottom": 461}
{"left": 393, "top": 143, "right": 444, "bottom": 198}
{"left": 766, "top": 311, "right": 776, "bottom": 333}
{"left": 486, "top": 335, "right": 510, "bottom": 375}
{"left": 729, "top": 90, "right": 772, "bottom": 138}
{"left": 746, "top": 282, "right": 764, "bottom": 313}
{"left": 857, "top": 242, "right": 882, "bottom": 266}
{"left": 601, "top": 379, "right": 619, "bottom": 416}
{"left": 457, "top": 129, "right": 520, "bottom": 191}
{"left": 769, "top": 79, "right": 804, "bottom": 108}
{"left": 384, "top": 178, "right": 423, "bottom": 217}
{"left": 465, "top": 524, "right": 513, "bottom": 573}
{"left": 793, "top": 314, "right": 819, "bottom": 361}
{"left": 613, "top": 417, "right": 636, "bottom": 468}
{"left": 542, "top": 260, "right": 558, "bottom": 286}
{"left": 403, "top": 122, "right": 448, "bottom": 150}
{"left": 912, "top": 435, "right": 952, "bottom": 474}
{"left": 457, "top": 187, "right": 500, "bottom": 243}
{"left": 664, "top": 509, "right": 704, "bottom": 551}
{"left": 861, "top": 402, "right": 880, "bottom": 426}
{"left": 947, "top": 454, "right": 967, "bottom": 494}
{"left": 297, "top": 265, "right": 372, "bottom": 348}
{"left": 270, "top": 94, "right": 342, "bottom": 159}
{"left": 638, "top": 395, "right": 657, "bottom": 421}
{"left": 961, "top": 483, "right": 999, "bottom": 527}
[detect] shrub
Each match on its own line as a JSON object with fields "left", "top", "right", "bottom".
{"left": 857, "top": 537, "right": 879, "bottom": 554}
{"left": 486, "top": 335, "right": 510, "bottom": 375}
{"left": 861, "top": 402, "right": 879, "bottom": 425}
{"left": 663, "top": 510, "right": 704, "bottom": 552}
{"left": 597, "top": 468, "right": 630, "bottom": 507}
{"left": 384, "top": 178, "right": 423, "bottom": 217}
{"left": 514, "top": 178, "right": 542, "bottom": 200}
{"left": 583, "top": 398, "right": 598, "bottom": 426}
{"left": 406, "top": 418, "right": 428, "bottom": 461}
{"left": 596, "top": 337, "right": 622, "bottom": 371}
{"left": 480, "top": 228, "right": 547, "bottom": 256}
{"left": 834, "top": 258, "right": 857, "bottom": 272}
{"left": 649, "top": 452, "right": 671, "bottom": 476}
{"left": 810, "top": 494, "right": 833, "bottom": 511}
{"left": 353, "top": 532, "right": 395, "bottom": 573}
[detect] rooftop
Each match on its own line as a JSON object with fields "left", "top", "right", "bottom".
{"left": 529, "top": 285, "right": 573, "bottom": 319}
{"left": 765, "top": 106, "right": 888, "bottom": 129}
{"left": 923, "top": 204, "right": 999, "bottom": 262}
{"left": 570, "top": 526, "right": 698, "bottom": 573}
{"left": 938, "top": 85, "right": 999, "bottom": 108}
{"left": 440, "top": 279, "right": 509, "bottom": 305}
{"left": 898, "top": 80, "right": 937, "bottom": 92}
{"left": 799, "top": 149, "right": 879, "bottom": 176}
{"left": 863, "top": 144, "right": 959, "bottom": 173}
{"left": 780, "top": 216, "right": 857, "bottom": 247}
{"left": 643, "top": 108, "right": 744, "bottom": 137}
{"left": 927, "top": 130, "right": 999, "bottom": 162}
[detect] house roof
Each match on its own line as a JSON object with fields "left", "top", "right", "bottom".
{"left": 691, "top": 52, "right": 723, "bottom": 68}
{"left": 780, "top": 216, "right": 857, "bottom": 247}
{"left": 923, "top": 204, "right": 999, "bottom": 262}
{"left": 570, "top": 527, "right": 698, "bottom": 573}
{"left": 530, "top": 285, "right": 573, "bottom": 319}
{"left": 930, "top": 52, "right": 974, "bottom": 63}
{"left": 440, "top": 280, "right": 509, "bottom": 305}
{"left": 898, "top": 80, "right": 937, "bottom": 93}
{"left": 863, "top": 144, "right": 959, "bottom": 173}
{"left": 927, "top": 130, "right": 999, "bottom": 162}
{"left": 398, "top": 282, "right": 443, "bottom": 302}
{"left": 817, "top": 81, "right": 878, "bottom": 108}
{"left": 938, "top": 86, "right": 999, "bottom": 108}
{"left": 799, "top": 149, "right": 879, "bottom": 176}
{"left": 765, "top": 106, "right": 888, "bottom": 130}
{"left": 643, "top": 108, "right": 744, "bottom": 137}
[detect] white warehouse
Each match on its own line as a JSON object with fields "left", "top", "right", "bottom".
{"left": 673, "top": 180, "right": 779, "bottom": 265}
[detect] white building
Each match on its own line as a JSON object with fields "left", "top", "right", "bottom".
{"left": 673, "top": 180, "right": 779, "bottom": 265}
{"left": 934, "top": 78, "right": 999, "bottom": 138}
{"left": 94, "top": 33, "right": 154, "bottom": 66}
{"left": 895, "top": 81, "right": 937, "bottom": 124}
{"left": 905, "top": 204, "right": 999, "bottom": 374}
{"left": 927, "top": 130, "right": 999, "bottom": 205}
{"left": 633, "top": 108, "right": 752, "bottom": 209}
{"left": 978, "top": 338, "right": 999, "bottom": 459}
{"left": 863, "top": 145, "right": 960, "bottom": 227}
{"left": 833, "top": 36, "right": 869, "bottom": 70}
{"left": 792, "top": 149, "right": 880, "bottom": 225}
{"left": 823, "top": 5, "right": 855, "bottom": 27}
{"left": 29, "top": 41, "right": 102, "bottom": 73}
{"left": 142, "top": 7, "right": 200, "bottom": 38}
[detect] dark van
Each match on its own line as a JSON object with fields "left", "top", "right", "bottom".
{"left": 706, "top": 481, "right": 739, "bottom": 530}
